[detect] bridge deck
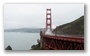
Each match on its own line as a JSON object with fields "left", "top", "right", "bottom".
{"left": 41, "top": 34, "right": 84, "bottom": 43}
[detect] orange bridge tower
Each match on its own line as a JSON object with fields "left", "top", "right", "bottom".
{"left": 46, "top": 9, "right": 52, "bottom": 32}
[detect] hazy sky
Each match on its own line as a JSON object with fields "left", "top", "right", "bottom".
{"left": 4, "top": 4, "right": 84, "bottom": 29}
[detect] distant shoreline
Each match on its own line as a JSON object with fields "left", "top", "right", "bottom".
{"left": 4, "top": 31, "right": 40, "bottom": 33}
{"left": 4, "top": 28, "right": 42, "bottom": 33}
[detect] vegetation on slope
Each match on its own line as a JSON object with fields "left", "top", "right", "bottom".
{"left": 53, "top": 16, "right": 84, "bottom": 36}
{"left": 31, "top": 43, "right": 43, "bottom": 50}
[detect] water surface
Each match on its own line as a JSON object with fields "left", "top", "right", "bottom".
{"left": 4, "top": 32, "right": 40, "bottom": 50}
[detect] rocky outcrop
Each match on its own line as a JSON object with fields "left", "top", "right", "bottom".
{"left": 5, "top": 45, "right": 12, "bottom": 50}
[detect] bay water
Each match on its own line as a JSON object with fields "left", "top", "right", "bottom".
{"left": 4, "top": 32, "right": 40, "bottom": 50}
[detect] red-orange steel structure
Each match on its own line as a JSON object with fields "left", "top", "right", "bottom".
{"left": 40, "top": 34, "right": 84, "bottom": 50}
{"left": 46, "top": 9, "right": 52, "bottom": 31}
{"left": 40, "top": 9, "right": 84, "bottom": 50}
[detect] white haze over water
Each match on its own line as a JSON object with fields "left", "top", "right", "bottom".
{"left": 4, "top": 4, "right": 84, "bottom": 29}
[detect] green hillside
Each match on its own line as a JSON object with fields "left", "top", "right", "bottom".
{"left": 53, "top": 16, "right": 84, "bottom": 36}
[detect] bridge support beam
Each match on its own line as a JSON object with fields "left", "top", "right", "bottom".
{"left": 42, "top": 37, "right": 84, "bottom": 50}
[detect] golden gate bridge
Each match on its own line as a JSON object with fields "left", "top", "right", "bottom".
{"left": 40, "top": 9, "right": 84, "bottom": 50}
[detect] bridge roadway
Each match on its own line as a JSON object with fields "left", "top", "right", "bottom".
{"left": 40, "top": 33, "right": 84, "bottom": 50}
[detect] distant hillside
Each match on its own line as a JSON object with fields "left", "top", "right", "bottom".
{"left": 4, "top": 28, "right": 44, "bottom": 33}
{"left": 53, "top": 16, "right": 84, "bottom": 36}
